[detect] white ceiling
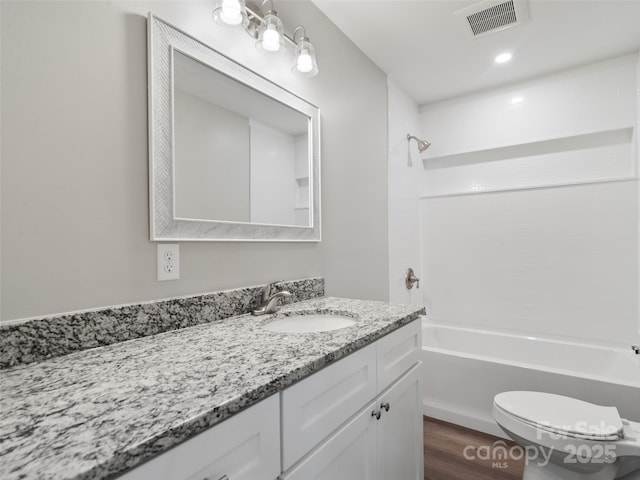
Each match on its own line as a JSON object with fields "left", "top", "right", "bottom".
{"left": 312, "top": 0, "right": 640, "bottom": 106}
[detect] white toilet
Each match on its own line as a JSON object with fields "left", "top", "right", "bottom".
{"left": 493, "top": 391, "right": 640, "bottom": 480}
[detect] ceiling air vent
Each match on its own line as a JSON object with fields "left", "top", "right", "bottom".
{"left": 455, "top": 0, "right": 528, "bottom": 38}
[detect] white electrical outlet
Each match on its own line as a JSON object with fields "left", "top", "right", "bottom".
{"left": 157, "top": 244, "right": 179, "bottom": 281}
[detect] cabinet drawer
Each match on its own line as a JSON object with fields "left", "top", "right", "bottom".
{"left": 118, "top": 394, "right": 280, "bottom": 480}
{"left": 281, "top": 343, "right": 376, "bottom": 471}
{"left": 376, "top": 319, "right": 421, "bottom": 393}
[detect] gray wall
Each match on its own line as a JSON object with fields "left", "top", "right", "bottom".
{"left": 0, "top": 0, "right": 389, "bottom": 320}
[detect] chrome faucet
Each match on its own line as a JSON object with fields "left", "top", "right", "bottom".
{"left": 252, "top": 281, "right": 292, "bottom": 316}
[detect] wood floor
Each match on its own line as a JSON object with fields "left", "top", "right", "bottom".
{"left": 424, "top": 416, "right": 525, "bottom": 480}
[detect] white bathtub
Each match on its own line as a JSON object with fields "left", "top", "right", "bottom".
{"left": 421, "top": 318, "right": 640, "bottom": 438}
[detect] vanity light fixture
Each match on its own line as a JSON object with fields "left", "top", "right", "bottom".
{"left": 213, "top": 0, "right": 249, "bottom": 29}
{"left": 213, "top": 0, "right": 319, "bottom": 76}
{"left": 291, "top": 26, "right": 318, "bottom": 77}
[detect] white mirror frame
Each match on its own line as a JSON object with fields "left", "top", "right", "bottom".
{"left": 148, "top": 14, "right": 321, "bottom": 242}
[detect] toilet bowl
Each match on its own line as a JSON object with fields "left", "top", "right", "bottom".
{"left": 492, "top": 391, "right": 640, "bottom": 480}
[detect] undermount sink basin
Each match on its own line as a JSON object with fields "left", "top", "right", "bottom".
{"left": 263, "top": 313, "right": 357, "bottom": 333}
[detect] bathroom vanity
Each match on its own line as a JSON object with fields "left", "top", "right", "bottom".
{"left": 0, "top": 287, "right": 425, "bottom": 480}
{"left": 119, "top": 318, "right": 422, "bottom": 480}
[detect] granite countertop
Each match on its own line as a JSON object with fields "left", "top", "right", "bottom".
{"left": 0, "top": 296, "right": 424, "bottom": 480}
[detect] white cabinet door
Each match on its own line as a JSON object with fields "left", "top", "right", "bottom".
{"left": 376, "top": 319, "right": 421, "bottom": 393}
{"left": 281, "top": 401, "right": 378, "bottom": 480}
{"left": 118, "top": 394, "right": 280, "bottom": 480}
{"left": 281, "top": 343, "right": 377, "bottom": 470}
{"left": 376, "top": 363, "right": 423, "bottom": 480}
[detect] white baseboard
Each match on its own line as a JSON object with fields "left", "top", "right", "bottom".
{"left": 423, "top": 401, "right": 507, "bottom": 439}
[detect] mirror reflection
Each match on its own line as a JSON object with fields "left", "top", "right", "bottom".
{"left": 173, "top": 50, "right": 311, "bottom": 227}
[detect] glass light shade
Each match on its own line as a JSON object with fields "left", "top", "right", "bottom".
{"left": 213, "top": 0, "right": 249, "bottom": 29}
{"left": 256, "top": 11, "right": 286, "bottom": 54}
{"left": 291, "top": 37, "right": 318, "bottom": 77}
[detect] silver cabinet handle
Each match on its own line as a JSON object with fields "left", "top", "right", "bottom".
{"left": 371, "top": 409, "right": 381, "bottom": 420}
{"left": 380, "top": 402, "right": 390, "bottom": 412}
{"left": 203, "top": 476, "right": 228, "bottom": 480}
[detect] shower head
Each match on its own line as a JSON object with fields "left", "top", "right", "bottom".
{"left": 407, "top": 134, "right": 431, "bottom": 153}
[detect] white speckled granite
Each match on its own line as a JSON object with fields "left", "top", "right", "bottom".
{"left": 0, "top": 297, "right": 424, "bottom": 480}
{"left": 0, "top": 278, "right": 323, "bottom": 369}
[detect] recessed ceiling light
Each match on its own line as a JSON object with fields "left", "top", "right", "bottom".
{"left": 494, "top": 52, "right": 513, "bottom": 64}
{"left": 510, "top": 96, "right": 523, "bottom": 104}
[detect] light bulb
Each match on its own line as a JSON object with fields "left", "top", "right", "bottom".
{"left": 262, "top": 25, "right": 281, "bottom": 52}
{"left": 296, "top": 52, "right": 313, "bottom": 73}
{"left": 219, "top": 0, "right": 242, "bottom": 25}
{"left": 291, "top": 34, "right": 318, "bottom": 76}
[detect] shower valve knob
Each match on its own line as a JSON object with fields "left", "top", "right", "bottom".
{"left": 405, "top": 268, "right": 420, "bottom": 290}
{"left": 632, "top": 345, "right": 639, "bottom": 355}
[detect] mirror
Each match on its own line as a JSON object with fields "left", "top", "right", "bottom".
{"left": 173, "top": 51, "right": 311, "bottom": 227}
{"left": 148, "top": 15, "right": 321, "bottom": 241}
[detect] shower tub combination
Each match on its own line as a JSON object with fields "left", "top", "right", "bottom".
{"left": 421, "top": 318, "right": 640, "bottom": 438}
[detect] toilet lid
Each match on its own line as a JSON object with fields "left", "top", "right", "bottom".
{"left": 494, "top": 391, "right": 624, "bottom": 441}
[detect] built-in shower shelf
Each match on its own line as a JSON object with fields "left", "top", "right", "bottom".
{"left": 420, "top": 127, "right": 636, "bottom": 198}
{"left": 421, "top": 127, "right": 633, "bottom": 166}
{"left": 294, "top": 176, "right": 310, "bottom": 209}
